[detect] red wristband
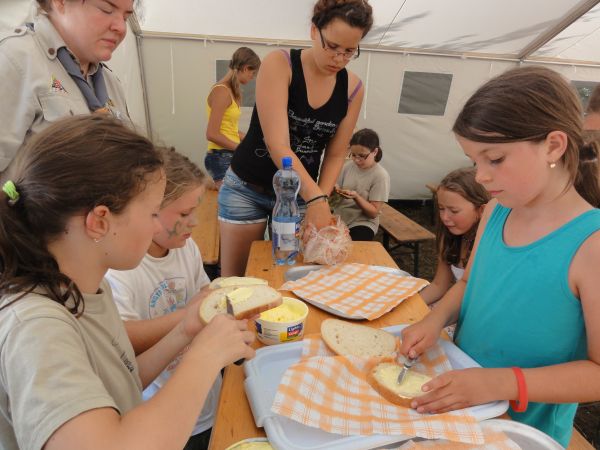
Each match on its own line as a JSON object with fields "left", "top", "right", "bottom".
{"left": 509, "top": 367, "right": 528, "bottom": 413}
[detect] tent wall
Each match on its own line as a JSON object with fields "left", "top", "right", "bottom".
{"left": 140, "top": 37, "right": 600, "bottom": 199}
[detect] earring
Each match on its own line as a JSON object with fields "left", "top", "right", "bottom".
{"left": 550, "top": 162, "right": 556, "bottom": 169}
{"left": 93, "top": 238, "right": 101, "bottom": 243}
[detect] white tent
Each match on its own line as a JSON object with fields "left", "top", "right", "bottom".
{"left": 4, "top": 0, "right": 600, "bottom": 198}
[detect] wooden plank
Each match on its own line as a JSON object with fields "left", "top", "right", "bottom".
{"left": 191, "top": 189, "right": 219, "bottom": 265}
{"left": 379, "top": 203, "right": 435, "bottom": 243}
{"left": 208, "top": 241, "right": 430, "bottom": 450}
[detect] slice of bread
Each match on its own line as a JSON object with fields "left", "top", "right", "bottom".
{"left": 321, "top": 319, "right": 397, "bottom": 358}
{"left": 209, "top": 276, "right": 268, "bottom": 290}
{"left": 199, "top": 285, "right": 282, "bottom": 324}
{"left": 366, "top": 359, "right": 431, "bottom": 408}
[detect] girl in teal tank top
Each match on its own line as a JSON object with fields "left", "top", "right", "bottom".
{"left": 400, "top": 66, "right": 600, "bottom": 448}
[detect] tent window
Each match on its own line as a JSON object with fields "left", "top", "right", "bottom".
{"left": 398, "top": 71, "right": 453, "bottom": 116}
{"left": 216, "top": 60, "right": 256, "bottom": 107}
{"left": 572, "top": 80, "right": 600, "bottom": 111}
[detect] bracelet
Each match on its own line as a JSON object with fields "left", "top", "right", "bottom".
{"left": 306, "top": 194, "right": 328, "bottom": 206}
{"left": 509, "top": 367, "right": 528, "bottom": 413}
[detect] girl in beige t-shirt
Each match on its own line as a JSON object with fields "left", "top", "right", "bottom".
{"left": 334, "top": 128, "right": 390, "bottom": 241}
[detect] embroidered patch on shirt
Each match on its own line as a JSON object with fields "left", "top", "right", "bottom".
{"left": 50, "top": 75, "right": 67, "bottom": 93}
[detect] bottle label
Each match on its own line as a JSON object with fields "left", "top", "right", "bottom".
{"left": 273, "top": 220, "right": 299, "bottom": 251}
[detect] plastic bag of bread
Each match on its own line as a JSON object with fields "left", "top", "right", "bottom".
{"left": 300, "top": 215, "right": 351, "bottom": 265}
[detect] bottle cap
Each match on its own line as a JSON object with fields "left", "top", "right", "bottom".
{"left": 282, "top": 156, "right": 292, "bottom": 169}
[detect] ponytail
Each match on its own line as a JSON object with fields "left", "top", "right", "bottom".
{"left": 576, "top": 130, "right": 600, "bottom": 207}
{"left": 228, "top": 47, "right": 261, "bottom": 103}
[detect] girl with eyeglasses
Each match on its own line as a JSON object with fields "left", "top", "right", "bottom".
{"left": 333, "top": 128, "right": 390, "bottom": 241}
{"left": 218, "top": 0, "right": 373, "bottom": 276}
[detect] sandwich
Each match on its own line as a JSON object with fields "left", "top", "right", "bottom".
{"left": 321, "top": 319, "right": 397, "bottom": 358}
{"left": 209, "top": 276, "right": 268, "bottom": 290}
{"left": 366, "top": 358, "right": 431, "bottom": 408}
{"left": 199, "top": 285, "right": 282, "bottom": 324}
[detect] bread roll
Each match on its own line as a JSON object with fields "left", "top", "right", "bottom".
{"left": 321, "top": 319, "right": 397, "bottom": 358}
{"left": 366, "top": 359, "right": 431, "bottom": 407}
{"left": 199, "top": 285, "right": 282, "bottom": 324}
{"left": 209, "top": 276, "right": 268, "bottom": 290}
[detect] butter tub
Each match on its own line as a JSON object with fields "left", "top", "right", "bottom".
{"left": 255, "top": 297, "right": 308, "bottom": 345}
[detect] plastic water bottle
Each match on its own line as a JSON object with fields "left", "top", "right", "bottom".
{"left": 272, "top": 156, "right": 301, "bottom": 265}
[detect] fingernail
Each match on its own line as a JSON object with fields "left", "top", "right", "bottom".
{"left": 411, "top": 401, "right": 417, "bottom": 408}
{"left": 416, "top": 406, "right": 424, "bottom": 413}
{"left": 422, "top": 385, "right": 430, "bottom": 392}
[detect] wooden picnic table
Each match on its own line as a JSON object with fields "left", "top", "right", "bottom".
{"left": 208, "top": 240, "right": 431, "bottom": 450}
{"left": 207, "top": 240, "right": 593, "bottom": 450}
{"left": 191, "top": 188, "right": 219, "bottom": 265}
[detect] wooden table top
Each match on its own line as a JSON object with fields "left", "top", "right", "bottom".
{"left": 192, "top": 189, "right": 219, "bottom": 265}
{"left": 208, "top": 240, "right": 431, "bottom": 450}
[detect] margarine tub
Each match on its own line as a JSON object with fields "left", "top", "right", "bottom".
{"left": 255, "top": 297, "right": 308, "bottom": 345}
{"left": 224, "top": 437, "right": 273, "bottom": 450}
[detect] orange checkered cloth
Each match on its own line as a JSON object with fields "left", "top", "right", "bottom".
{"left": 271, "top": 335, "right": 486, "bottom": 445}
{"left": 280, "top": 263, "right": 429, "bottom": 320}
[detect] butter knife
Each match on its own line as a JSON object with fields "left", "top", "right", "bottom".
{"left": 397, "top": 356, "right": 417, "bottom": 385}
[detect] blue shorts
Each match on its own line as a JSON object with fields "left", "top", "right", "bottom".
{"left": 218, "top": 168, "right": 306, "bottom": 224}
{"left": 204, "top": 150, "right": 234, "bottom": 182}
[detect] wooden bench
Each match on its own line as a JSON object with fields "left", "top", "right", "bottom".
{"left": 378, "top": 203, "right": 435, "bottom": 277}
{"left": 191, "top": 189, "right": 220, "bottom": 266}
{"left": 569, "top": 427, "right": 595, "bottom": 449}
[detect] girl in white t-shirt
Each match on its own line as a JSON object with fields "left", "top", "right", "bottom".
{"left": 107, "top": 147, "right": 219, "bottom": 450}
{"left": 420, "top": 167, "right": 489, "bottom": 306}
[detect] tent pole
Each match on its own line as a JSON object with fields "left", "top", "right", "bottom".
{"left": 517, "top": 0, "right": 600, "bottom": 60}
{"left": 128, "top": 13, "right": 153, "bottom": 136}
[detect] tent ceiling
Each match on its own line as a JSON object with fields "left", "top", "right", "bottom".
{"left": 138, "top": 0, "right": 600, "bottom": 64}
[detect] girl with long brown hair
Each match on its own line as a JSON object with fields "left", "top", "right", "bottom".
{"left": 401, "top": 66, "right": 600, "bottom": 447}
{"left": 420, "top": 167, "right": 489, "bottom": 306}
{"left": 0, "top": 115, "right": 254, "bottom": 450}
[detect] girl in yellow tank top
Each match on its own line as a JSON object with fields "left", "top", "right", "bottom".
{"left": 205, "top": 47, "right": 260, "bottom": 188}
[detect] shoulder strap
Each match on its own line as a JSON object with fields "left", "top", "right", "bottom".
{"left": 0, "top": 25, "right": 27, "bottom": 45}
{"left": 209, "top": 84, "right": 235, "bottom": 102}
{"left": 348, "top": 79, "right": 363, "bottom": 103}
{"left": 280, "top": 49, "right": 292, "bottom": 68}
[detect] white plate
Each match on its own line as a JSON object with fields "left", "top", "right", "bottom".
{"left": 244, "top": 324, "right": 509, "bottom": 450}
{"left": 371, "top": 419, "right": 563, "bottom": 449}
{"left": 284, "top": 265, "right": 413, "bottom": 320}
{"left": 480, "top": 419, "right": 563, "bottom": 449}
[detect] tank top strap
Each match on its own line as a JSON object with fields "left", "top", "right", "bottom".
{"left": 209, "top": 84, "right": 235, "bottom": 104}
{"left": 279, "top": 49, "right": 292, "bottom": 68}
{"left": 348, "top": 79, "right": 362, "bottom": 103}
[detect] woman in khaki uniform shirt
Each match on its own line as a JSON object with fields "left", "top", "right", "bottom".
{"left": 0, "top": 0, "right": 133, "bottom": 171}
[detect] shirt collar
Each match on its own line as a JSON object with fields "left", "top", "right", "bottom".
{"left": 34, "top": 14, "right": 100, "bottom": 76}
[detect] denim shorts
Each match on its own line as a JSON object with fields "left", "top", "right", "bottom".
{"left": 218, "top": 168, "right": 307, "bottom": 224}
{"left": 204, "top": 150, "right": 234, "bottom": 182}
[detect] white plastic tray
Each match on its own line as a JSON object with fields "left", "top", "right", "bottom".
{"left": 244, "top": 324, "right": 509, "bottom": 450}
{"left": 284, "top": 265, "right": 413, "bottom": 320}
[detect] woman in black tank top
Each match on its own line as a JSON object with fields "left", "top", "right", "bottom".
{"left": 219, "top": 0, "right": 373, "bottom": 276}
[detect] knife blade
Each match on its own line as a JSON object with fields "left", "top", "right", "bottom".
{"left": 397, "top": 356, "right": 417, "bottom": 385}
{"left": 226, "top": 295, "right": 245, "bottom": 366}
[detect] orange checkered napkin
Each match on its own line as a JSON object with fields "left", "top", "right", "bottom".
{"left": 280, "top": 263, "right": 429, "bottom": 320}
{"left": 395, "top": 430, "right": 520, "bottom": 449}
{"left": 271, "top": 336, "right": 485, "bottom": 445}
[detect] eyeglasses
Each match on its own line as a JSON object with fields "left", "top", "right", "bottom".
{"left": 318, "top": 28, "right": 360, "bottom": 60}
{"left": 350, "top": 151, "right": 373, "bottom": 160}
